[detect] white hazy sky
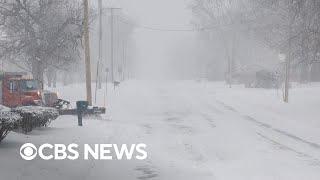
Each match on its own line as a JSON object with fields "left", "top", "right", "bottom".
{"left": 116, "top": 0, "right": 192, "bottom": 27}
{"left": 101, "top": 0, "right": 197, "bottom": 78}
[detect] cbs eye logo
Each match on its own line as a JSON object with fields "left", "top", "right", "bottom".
{"left": 20, "top": 143, "right": 37, "bottom": 160}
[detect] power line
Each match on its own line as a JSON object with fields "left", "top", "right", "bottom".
{"left": 117, "top": 17, "right": 232, "bottom": 32}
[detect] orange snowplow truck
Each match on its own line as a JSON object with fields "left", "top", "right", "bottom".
{"left": 0, "top": 72, "right": 106, "bottom": 115}
{"left": 0, "top": 72, "right": 57, "bottom": 107}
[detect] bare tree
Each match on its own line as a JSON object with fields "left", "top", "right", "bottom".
{"left": 190, "top": 0, "right": 320, "bottom": 82}
{"left": 0, "top": 0, "right": 84, "bottom": 87}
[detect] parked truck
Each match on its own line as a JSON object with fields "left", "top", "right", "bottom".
{"left": 0, "top": 72, "right": 105, "bottom": 115}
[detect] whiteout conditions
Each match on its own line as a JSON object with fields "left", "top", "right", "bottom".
{"left": 20, "top": 143, "right": 148, "bottom": 161}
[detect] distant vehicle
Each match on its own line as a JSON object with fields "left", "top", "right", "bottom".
{"left": 0, "top": 72, "right": 105, "bottom": 115}
{"left": 232, "top": 66, "right": 281, "bottom": 89}
{"left": 253, "top": 70, "right": 281, "bottom": 89}
{"left": 113, "top": 81, "right": 120, "bottom": 87}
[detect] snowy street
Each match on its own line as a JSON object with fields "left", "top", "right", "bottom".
{"left": 1, "top": 0, "right": 320, "bottom": 179}
{"left": 1, "top": 81, "right": 320, "bottom": 180}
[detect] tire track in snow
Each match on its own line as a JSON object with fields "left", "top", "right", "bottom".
{"left": 257, "top": 133, "right": 320, "bottom": 166}
{"left": 170, "top": 124, "right": 194, "bottom": 135}
{"left": 134, "top": 164, "right": 159, "bottom": 180}
{"left": 272, "top": 128, "right": 320, "bottom": 149}
{"left": 215, "top": 100, "right": 320, "bottom": 167}
{"left": 183, "top": 142, "right": 207, "bottom": 163}
{"left": 201, "top": 113, "right": 216, "bottom": 128}
{"left": 141, "top": 124, "right": 153, "bottom": 135}
{"left": 242, "top": 115, "right": 320, "bottom": 150}
{"left": 215, "top": 101, "right": 237, "bottom": 112}
{"left": 216, "top": 101, "right": 320, "bottom": 150}
{"left": 155, "top": 87, "right": 215, "bottom": 176}
{"left": 162, "top": 111, "right": 189, "bottom": 123}
{"left": 160, "top": 103, "right": 208, "bottom": 167}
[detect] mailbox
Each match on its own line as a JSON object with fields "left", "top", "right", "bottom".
{"left": 76, "top": 101, "right": 88, "bottom": 111}
{"left": 76, "top": 101, "right": 88, "bottom": 126}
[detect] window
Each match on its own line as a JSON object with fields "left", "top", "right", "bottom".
{"left": 20, "top": 80, "right": 40, "bottom": 92}
{"left": 9, "top": 81, "right": 18, "bottom": 92}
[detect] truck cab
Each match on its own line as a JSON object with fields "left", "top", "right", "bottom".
{"left": 1, "top": 72, "right": 42, "bottom": 107}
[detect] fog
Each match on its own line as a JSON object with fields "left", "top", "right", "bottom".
{"left": 1, "top": 1, "right": 320, "bottom": 180}
{"left": 100, "top": 0, "right": 197, "bottom": 80}
{"left": 86, "top": 0, "right": 283, "bottom": 81}
{"left": 2, "top": 0, "right": 320, "bottom": 83}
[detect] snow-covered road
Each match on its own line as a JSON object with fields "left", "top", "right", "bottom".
{"left": 1, "top": 80, "right": 320, "bottom": 180}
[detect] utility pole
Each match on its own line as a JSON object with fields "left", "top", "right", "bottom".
{"left": 227, "top": 56, "right": 232, "bottom": 88}
{"left": 104, "top": 68, "right": 108, "bottom": 107}
{"left": 122, "top": 39, "right": 126, "bottom": 81}
{"left": 284, "top": 3, "right": 294, "bottom": 103}
{"left": 94, "top": 0, "right": 102, "bottom": 103}
{"left": 110, "top": 8, "right": 114, "bottom": 83}
{"left": 108, "top": 8, "right": 121, "bottom": 83}
{"left": 98, "top": 0, "right": 102, "bottom": 89}
{"left": 284, "top": 51, "right": 290, "bottom": 103}
{"left": 83, "top": 0, "right": 92, "bottom": 105}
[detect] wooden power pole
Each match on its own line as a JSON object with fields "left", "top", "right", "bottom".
{"left": 83, "top": 0, "right": 92, "bottom": 105}
{"left": 94, "top": 0, "right": 102, "bottom": 103}
{"left": 108, "top": 7, "right": 121, "bottom": 83}
{"left": 284, "top": 53, "right": 290, "bottom": 103}
{"left": 284, "top": 3, "right": 294, "bottom": 103}
{"left": 98, "top": 0, "right": 102, "bottom": 89}
{"left": 97, "top": 0, "right": 103, "bottom": 90}
{"left": 110, "top": 8, "right": 114, "bottom": 83}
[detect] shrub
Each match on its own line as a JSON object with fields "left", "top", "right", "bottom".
{"left": 0, "top": 110, "right": 22, "bottom": 143}
{"left": 12, "top": 106, "right": 59, "bottom": 134}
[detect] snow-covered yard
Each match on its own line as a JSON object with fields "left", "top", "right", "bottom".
{"left": 1, "top": 80, "right": 320, "bottom": 180}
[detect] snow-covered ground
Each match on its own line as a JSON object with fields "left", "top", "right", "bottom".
{"left": 1, "top": 80, "right": 320, "bottom": 180}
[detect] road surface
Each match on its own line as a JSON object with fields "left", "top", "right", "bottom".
{"left": 1, "top": 81, "right": 320, "bottom": 180}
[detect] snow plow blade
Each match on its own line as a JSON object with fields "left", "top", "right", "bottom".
{"left": 58, "top": 107, "right": 106, "bottom": 115}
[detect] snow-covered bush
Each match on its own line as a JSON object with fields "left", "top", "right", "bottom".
{"left": 13, "top": 106, "right": 59, "bottom": 133}
{"left": 0, "top": 107, "right": 22, "bottom": 142}
{"left": 0, "top": 105, "right": 11, "bottom": 112}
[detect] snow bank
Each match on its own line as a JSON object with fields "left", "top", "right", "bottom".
{"left": 0, "top": 108, "right": 22, "bottom": 142}
{"left": 12, "top": 106, "right": 59, "bottom": 133}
